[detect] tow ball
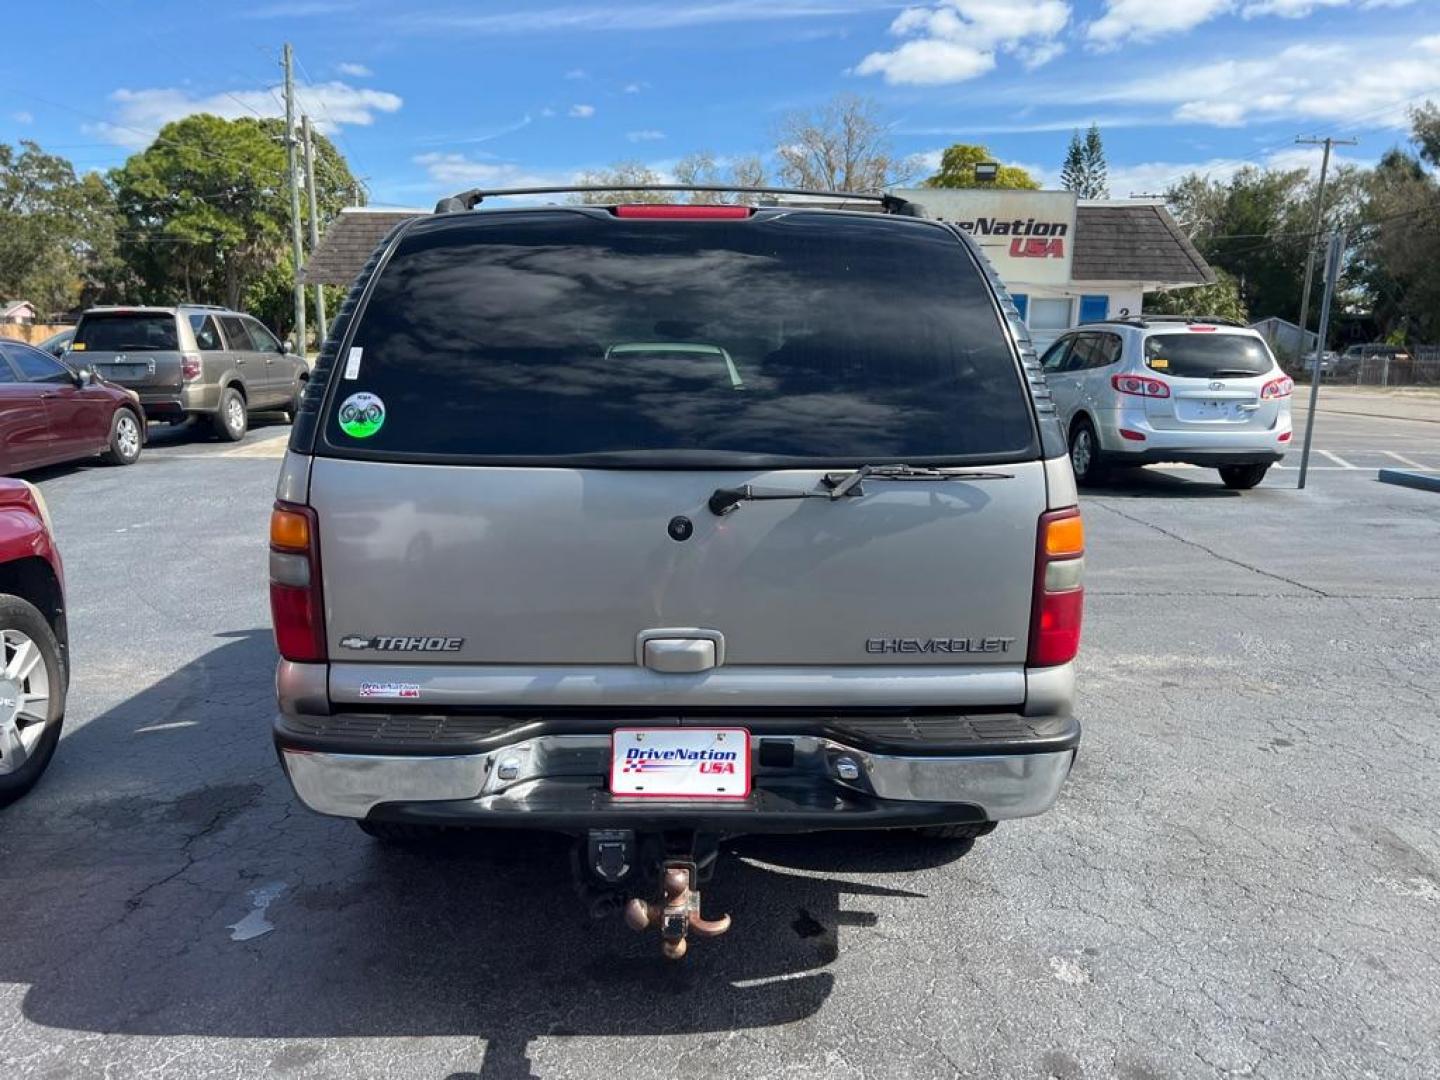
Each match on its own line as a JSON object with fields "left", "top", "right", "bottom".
{"left": 584, "top": 829, "right": 732, "bottom": 959}
{"left": 624, "top": 863, "right": 732, "bottom": 959}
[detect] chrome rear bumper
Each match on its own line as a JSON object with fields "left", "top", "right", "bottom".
{"left": 278, "top": 732, "right": 1075, "bottom": 829}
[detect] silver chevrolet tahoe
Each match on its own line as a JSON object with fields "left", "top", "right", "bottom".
{"left": 270, "top": 187, "right": 1083, "bottom": 958}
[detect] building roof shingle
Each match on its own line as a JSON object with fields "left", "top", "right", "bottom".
{"left": 300, "top": 209, "right": 423, "bottom": 285}
{"left": 1072, "top": 203, "right": 1214, "bottom": 285}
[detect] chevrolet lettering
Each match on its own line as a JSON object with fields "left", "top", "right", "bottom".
{"left": 865, "top": 637, "right": 1016, "bottom": 655}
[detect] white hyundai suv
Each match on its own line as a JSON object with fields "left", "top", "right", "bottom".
{"left": 1040, "top": 316, "right": 1293, "bottom": 490}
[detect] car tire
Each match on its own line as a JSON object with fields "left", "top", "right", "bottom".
{"left": 0, "top": 595, "right": 67, "bottom": 807}
{"left": 212, "top": 387, "right": 247, "bottom": 442}
{"left": 1068, "top": 419, "right": 1108, "bottom": 486}
{"left": 100, "top": 408, "right": 143, "bottom": 466}
{"left": 1219, "top": 463, "right": 1270, "bottom": 490}
{"left": 282, "top": 377, "right": 308, "bottom": 423}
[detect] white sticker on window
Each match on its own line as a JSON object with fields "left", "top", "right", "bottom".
{"left": 343, "top": 346, "right": 363, "bottom": 380}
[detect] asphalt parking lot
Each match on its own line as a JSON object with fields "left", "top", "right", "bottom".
{"left": 1, "top": 403, "right": 1437, "bottom": 1080}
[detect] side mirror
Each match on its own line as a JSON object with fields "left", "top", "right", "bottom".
{"left": 282, "top": 338, "right": 296, "bottom": 354}
{"left": 74, "top": 366, "right": 96, "bottom": 387}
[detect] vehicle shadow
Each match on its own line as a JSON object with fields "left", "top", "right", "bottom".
{"left": 144, "top": 412, "right": 292, "bottom": 449}
{"left": 1082, "top": 467, "right": 1241, "bottom": 500}
{"left": 1, "top": 630, "right": 968, "bottom": 1077}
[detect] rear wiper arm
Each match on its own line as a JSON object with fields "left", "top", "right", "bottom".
{"left": 821, "top": 463, "right": 1014, "bottom": 498}
{"left": 708, "top": 464, "right": 1012, "bottom": 516}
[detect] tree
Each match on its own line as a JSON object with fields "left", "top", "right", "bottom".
{"left": 573, "top": 161, "right": 668, "bottom": 203}
{"left": 924, "top": 144, "right": 1039, "bottom": 190}
{"left": 1165, "top": 166, "right": 1310, "bottom": 321}
{"left": 1060, "top": 125, "right": 1108, "bottom": 199}
{"left": 0, "top": 141, "right": 126, "bottom": 315}
{"left": 1144, "top": 268, "right": 1248, "bottom": 323}
{"left": 774, "top": 94, "right": 914, "bottom": 192}
{"left": 110, "top": 115, "right": 357, "bottom": 336}
{"left": 673, "top": 151, "right": 768, "bottom": 203}
{"left": 1354, "top": 146, "right": 1440, "bottom": 341}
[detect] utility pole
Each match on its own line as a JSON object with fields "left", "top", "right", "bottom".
{"left": 1293, "top": 136, "right": 1356, "bottom": 370}
{"left": 1298, "top": 231, "right": 1346, "bottom": 490}
{"left": 301, "top": 115, "right": 327, "bottom": 343}
{"left": 283, "top": 43, "right": 307, "bottom": 356}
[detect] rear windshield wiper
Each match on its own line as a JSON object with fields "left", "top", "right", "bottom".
{"left": 708, "top": 464, "right": 1013, "bottom": 516}
{"left": 1206, "top": 369, "right": 1263, "bottom": 378}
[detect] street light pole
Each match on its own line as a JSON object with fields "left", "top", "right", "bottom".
{"left": 283, "top": 43, "right": 307, "bottom": 356}
{"left": 1293, "top": 136, "right": 1356, "bottom": 367}
{"left": 1298, "top": 231, "right": 1346, "bottom": 490}
{"left": 302, "top": 115, "right": 327, "bottom": 343}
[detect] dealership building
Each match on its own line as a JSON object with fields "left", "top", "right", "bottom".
{"left": 889, "top": 188, "right": 1216, "bottom": 349}
{"left": 305, "top": 191, "right": 1214, "bottom": 351}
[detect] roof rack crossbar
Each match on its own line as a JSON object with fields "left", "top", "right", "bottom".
{"left": 1108, "top": 315, "right": 1247, "bottom": 329}
{"left": 433, "top": 184, "right": 923, "bottom": 216}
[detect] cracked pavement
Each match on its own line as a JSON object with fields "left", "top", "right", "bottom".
{"left": 1, "top": 415, "right": 1438, "bottom": 1079}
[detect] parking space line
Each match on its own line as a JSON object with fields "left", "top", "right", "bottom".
{"left": 1317, "top": 449, "right": 1355, "bottom": 468}
{"left": 1384, "top": 450, "right": 1428, "bottom": 470}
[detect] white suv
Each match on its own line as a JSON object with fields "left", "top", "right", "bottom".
{"left": 1040, "top": 316, "right": 1292, "bottom": 490}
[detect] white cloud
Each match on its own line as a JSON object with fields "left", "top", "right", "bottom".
{"left": 1086, "top": 0, "right": 1230, "bottom": 48}
{"left": 564, "top": 68, "right": 588, "bottom": 79}
{"left": 403, "top": 2, "right": 910, "bottom": 34}
{"left": 622, "top": 82, "right": 646, "bottom": 93}
{"left": 569, "top": 103, "right": 596, "bottom": 118}
{"left": 856, "top": 1, "right": 1070, "bottom": 85}
{"left": 1065, "top": 36, "right": 1440, "bottom": 129}
{"left": 12, "top": 111, "right": 33, "bottom": 125}
{"left": 337, "top": 62, "right": 372, "bottom": 77}
{"left": 1088, "top": 0, "right": 1418, "bottom": 46}
{"left": 626, "top": 129, "right": 666, "bottom": 141}
{"left": 88, "top": 81, "right": 402, "bottom": 148}
{"left": 1242, "top": 0, "right": 1414, "bottom": 14}
{"left": 1103, "top": 146, "right": 1369, "bottom": 197}
{"left": 414, "top": 152, "right": 576, "bottom": 189}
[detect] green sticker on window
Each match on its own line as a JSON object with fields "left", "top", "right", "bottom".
{"left": 338, "top": 392, "right": 385, "bottom": 438}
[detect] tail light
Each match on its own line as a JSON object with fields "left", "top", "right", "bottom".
{"left": 1111, "top": 374, "right": 1170, "bottom": 398}
{"left": 1030, "top": 508, "right": 1084, "bottom": 668}
{"left": 269, "top": 502, "right": 326, "bottom": 662}
{"left": 181, "top": 352, "right": 202, "bottom": 381}
{"left": 1261, "top": 375, "right": 1294, "bottom": 399}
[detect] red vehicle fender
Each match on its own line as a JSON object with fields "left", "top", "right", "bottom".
{"left": 0, "top": 479, "right": 64, "bottom": 590}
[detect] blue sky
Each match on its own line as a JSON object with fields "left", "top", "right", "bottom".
{"left": 5, "top": 0, "right": 1439, "bottom": 207}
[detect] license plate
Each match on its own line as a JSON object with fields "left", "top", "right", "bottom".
{"left": 102, "top": 363, "right": 149, "bottom": 380}
{"left": 610, "top": 728, "right": 751, "bottom": 799}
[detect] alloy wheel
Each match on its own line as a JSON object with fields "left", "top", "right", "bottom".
{"left": 116, "top": 413, "right": 141, "bottom": 459}
{"left": 0, "top": 629, "right": 51, "bottom": 776}
{"left": 1071, "top": 429, "right": 1093, "bottom": 477}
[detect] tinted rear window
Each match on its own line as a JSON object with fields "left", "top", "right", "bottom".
{"left": 323, "top": 211, "right": 1035, "bottom": 464}
{"left": 1143, "top": 333, "right": 1273, "bottom": 378}
{"left": 74, "top": 313, "right": 178, "bottom": 352}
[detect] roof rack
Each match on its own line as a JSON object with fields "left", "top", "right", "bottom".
{"left": 1107, "top": 315, "right": 1247, "bottom": 329}
{"left": 432, "top": 184, "right": 925, "bottom": 216}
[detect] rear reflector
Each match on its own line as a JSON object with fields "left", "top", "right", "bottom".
{"left": 1278, "top": 431, "right": 1292, "bottom": 442}
{"left": 1119, "top": 428, "right": 1146, "bottom": 441}
{"left": 613, "top": 204, "right": 751, "bottom": 219}
{"left": 269, "top": 502, "right": 325, "bottom": 662}
{"left": 1031, "top": 508, "right": 1084, "bottom": 668}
